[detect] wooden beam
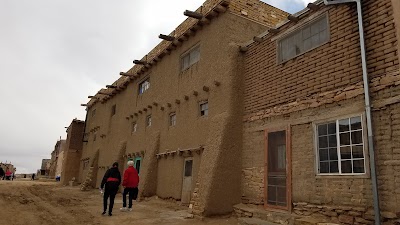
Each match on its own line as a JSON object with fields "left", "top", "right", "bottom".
{"left": 239, "top": 45, "right": 249, "bottom": 52}
{"left": 175, "top": 99, "right": 181, "bottom": 104}
{"left": 81, "top": 104, "right": 88, "bottom": 106}
{"left": 206, "top": 11, "right": 219, "bottom": 19}
{"left": 215, "top": 5, "right": 227, "bottom": 13}
{"left": 221, "top": 0, "right": 230, "bottom": 7}
{"left": 106, "top": 85, "right": 117, "bottom": 88}
{"left": 203, "top": 86, "right": 210, "bottom": 92}
{"left": 184, "top": 10, "right": 203, "bottom": 19}
{"left": 268, "top": 28, "right": 279, "bottom": 34}
{"left": 133, "top": 60, "right": 147, "bottom": 65}
{"left": 193, "top": 91, "right": 198, "bottom": 96}
{"left": 214, "top": 81, "right": 221, "bottom": 86}
{"left": 253, "top": 36, "right": 263, "bottom": 43}
{"left": 199, "top": 18, "right": 211, "bottom": 25}
{"left": 307, "top": 3, "right": 319, "bottom": 11}
{"left": 288, "top": 15, "right": 299, "bottom": 23}
{"left": 159, "top": 34, "right": 175, "bottom": 41}
{"left": 120, "top": 72, "right": 131, "bottom": 76}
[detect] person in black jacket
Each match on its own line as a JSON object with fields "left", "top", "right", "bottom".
{"left": 100, "top": 162, "right": 121, "bottom": 216}
{"left": 0, "top": 167, "right": 4, "bottom": 180}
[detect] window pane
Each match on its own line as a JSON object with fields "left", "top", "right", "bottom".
{"left": 351, "top": 130, "right": 363, "bottom": 144}
{"left": 351, "top": 116, "right": 362, "bottom": 130}
{"left": 320, "top": 29, "right": 328, "bottom": 42}
{"left": 303, "top": 26, "right": 311, "bottom": 39}
{"left": 329, "top": 161, "right": 339, "bottom": 173}
{"left": 328, "top": 123, "right": 336, "bottom": 134}
{"left": 328, "top": 135, "right": 337, "bottom": 147}
{"left": 320, "top": 162, "right": 329, "bottom": 173}
{"left": 311, "top": 23, "right": 319, "bottom": 35}
{"left": 353, "top": 160, "right": 365, "bottom": 173}
{"left": 352, "top": 145, "right": 364, "bottom": 158}
{"left": 318, "top": 124, "right": 327, "bottom": 135}
{"left": 319, "top": 148, "right": 329, "bottom": 161}
{"left": 340, "top": 132, "right": 351, "bottom": 145}
{"left": 341, "top": 160, "right": 352, "bottom": 173}
{"left": 311, "top": 34, "right": 320, "bottom": 48}
{"left": 340, "top": 146, "right": 351, "bottom": 159}
{"left": 339, "top": 119, "right": 350, "bottom": 132}
{"left": 319, "top": 136, "right": 328, "bottom": 148}
{"left": 329, "top": 148, "right": 338, "bottom": 160}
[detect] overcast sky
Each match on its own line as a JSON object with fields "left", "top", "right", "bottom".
{"left": 0, "top": 0, "right": 313, "bottom": 174}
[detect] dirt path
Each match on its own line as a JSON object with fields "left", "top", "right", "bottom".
{"left": 0, "top": 180, "right": 238, "bottom": 225}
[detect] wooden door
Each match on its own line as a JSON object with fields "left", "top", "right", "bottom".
{"left": 181, "top": 158, "right": 193, "bottom": 204}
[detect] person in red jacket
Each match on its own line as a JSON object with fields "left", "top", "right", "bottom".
{"left": 120, "top": 161, "right": 139, "bottom": 212}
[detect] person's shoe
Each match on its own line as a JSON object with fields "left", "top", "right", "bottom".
{"left": 102, "top": 211, "right": 106, "bottom": 216}
{"left": 108, "top": 212, "right": 112, "bottom": 216}
{"left": 128, "top": 208, "right": 133, "bottom": 212}
{"left": 120, "top": 207, "right": 127, "bottom": 212}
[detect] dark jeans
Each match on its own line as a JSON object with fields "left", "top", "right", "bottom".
{"left": 122, "top": 187, "right": 138, "bottom": 208}
{"left": 103, "top": 182, "right": 119, "bottom": 213}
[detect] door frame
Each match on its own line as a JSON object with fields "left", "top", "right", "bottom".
{"left": 264, "top": 125, "right": 292, "bottom": 211}
{"left": 181, "top": 157, "right": 194, "bottom": 204}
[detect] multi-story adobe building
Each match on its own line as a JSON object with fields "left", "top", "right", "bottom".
{"left": 74, "top": 0, "right": 289, "bottom": 216}
{"left": 239, "top": 0, "right": 400, "bottom": 224}
{"left": 49, "top": 139, "right": 66, "bottom": 179}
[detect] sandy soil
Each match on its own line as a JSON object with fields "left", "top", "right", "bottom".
{"left": 0, "top": 180, "right": 238, "bottom": 225}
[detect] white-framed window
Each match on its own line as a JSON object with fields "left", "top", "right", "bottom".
{"left": 169, "top": 113, "right": 176, "bottom": 127}
{"left": 316, "top": 115, "right": 365, "bottom": 175}
{"left": 181, "top": 45, "right": 200, "bottom": 71}
{"left": 278, "top": 15, "right": 329, "bottom": 63}
{"left": 132, "top": 122, "right": 137, "bottom": 133}
{"left": 200, "top": 102, "right": 208, "bottom": 117}
{"left": 146, "top": 115, "right": 152, "bottom": 127}
{"left": 139, "top": 78, "right": 150, "bottom": 95}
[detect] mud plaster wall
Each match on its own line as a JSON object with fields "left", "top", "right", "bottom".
{"left": 391, "top": 0, "right": 400, "bottom": 63}
{"left": 61, "top": 121, "right": 84, "bottom": 185}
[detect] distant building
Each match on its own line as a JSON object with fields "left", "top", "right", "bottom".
{"left": 49, "top": 140, "right": 66, "bottom": 178}
{"left": 40, "top": 159, "right": 50, "bottom": 176}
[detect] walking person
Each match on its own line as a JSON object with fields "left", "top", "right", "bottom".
{"left": 100, "top": 162, "right": 121, "bottom": 216}
{"left": 120, "top": 161, "right": 139, "bottom": 212}
{"left": 0, "top": 167, "right": 4, "bottom": 180}
{"left": 31, "top": 173, "right": 35, "bottom": 180}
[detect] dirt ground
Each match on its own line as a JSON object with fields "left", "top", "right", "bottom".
{"left": 0, "top": 179, "right": 238, "bottom": 225}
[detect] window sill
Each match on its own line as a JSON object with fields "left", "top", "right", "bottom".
{"left": 315, "top": 173, "right": 370, "bottom": 179}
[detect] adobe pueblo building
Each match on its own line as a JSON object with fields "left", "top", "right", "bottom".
{"left": 74, "top": 0, "right": 288, "bottom": 216}
{"left": 61, "top": 0, "right": 400, "bottom": 223}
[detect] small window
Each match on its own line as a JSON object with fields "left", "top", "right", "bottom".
{"left": 132, "top": 122, "right": 137, "bottom": 133}
{"left": 146, "top": 115, "right": 152, "bottom": 127}
{"left": 181, "top": 45, "right": 200, "bottom": 71}
{"left": 83, "top": 159, "right": 89, "bottom": 170}
{"left": 279, "top": 15, "right": 329, "bottom": 63}
{"left": 111, "top": 104, "right": 116, "bottom": 116}
{"left": 92, "top": 109, "right": 96, "bottom": 117}
{"left": 139, "top": 78, "right": 150, "bottom": 95}
{"left": 200, "top": 102, "right": 208, "bottom": 117}
{"left": 169, "top": 113, "right": 176, "bottom": 127}
{"left": 316, "top": 116, "right": 365, "bottom": 175}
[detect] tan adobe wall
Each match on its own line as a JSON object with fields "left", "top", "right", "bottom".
{"left": 391, "top": 0, "right": 400, "bottom": 63}
{"left": 242, "top": 0, "right": 400, "bottom": 223}
{"left": 61, "top": 120, "right": 84, "bottom": 185}
{"left": 243, "top": 0, "right": 399, "bottom": 114}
